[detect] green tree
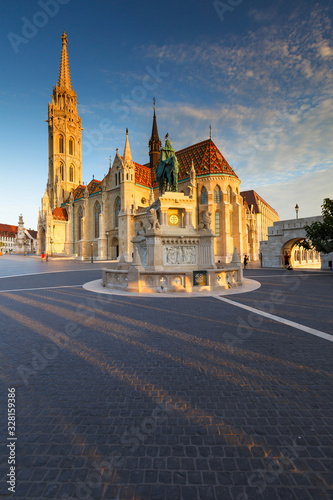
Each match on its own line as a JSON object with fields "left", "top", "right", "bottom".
{"left": 299, "top": 198, "right": 333, "bottom": 254}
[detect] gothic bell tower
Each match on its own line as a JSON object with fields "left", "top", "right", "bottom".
{"left": 47, "top": 32, "right": 82, "bottom": 210}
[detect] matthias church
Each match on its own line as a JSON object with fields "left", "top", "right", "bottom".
{"left": 38, "top": 33, "right": 279, "bottom": 262}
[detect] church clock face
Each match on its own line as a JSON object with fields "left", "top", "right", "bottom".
{"left": 169, "top": 214, "right": 180, "bottom": 225}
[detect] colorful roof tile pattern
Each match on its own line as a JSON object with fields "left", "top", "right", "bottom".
{"left": 176, "top": 139, "right": 238, "bottom": 180}
{"left": 87, "top": 179, "right": 102, "bottom": 195}
{"left": 72, "top": 185, "right": 85, "bottom": 200}
{"left": 241, "top": 190, "right": 279, "bottom": 217}
{"left": 143, "top": 139, "right": 238, "bottom": 188}
{"left": 135, "top": 162, "right": 152, "bottom": 187}
{"left": 53, "top": 207, "right": 68, "bottom": 221}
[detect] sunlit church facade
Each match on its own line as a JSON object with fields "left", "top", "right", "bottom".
{"left": 37, "top": 33, "right": 279, "bottom": 262}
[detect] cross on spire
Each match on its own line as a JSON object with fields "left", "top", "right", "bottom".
{"left": 209, "top": 125, "right": 212, "bottom": 140}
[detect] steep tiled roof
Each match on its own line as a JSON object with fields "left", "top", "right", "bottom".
{"left": 53, "top": 207, "right": 68, "bottom": 221}
{"left": 176, "top": 139, "right": 238, "bottom": 179}
{"left": 241, "top": 190, "right": 279, "bottom": 217}
{"left": 135, "top": 162, "right": 152, "bottom": 187}
{"left": 72, "top": 185, "right": 85, "bottom": 200}
{"left": 26, "top": 229, "right": 38, "bottom": 239}
{"left": 87, "top": 179, "right": 102, "bottom": 195}
{"left": 0, "top": 224, "right": 18, "bottom": 237}
{"left": 143, "top": 139, "right": 238, "bottom": 188}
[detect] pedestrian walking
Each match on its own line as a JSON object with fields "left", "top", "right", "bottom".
{"left": 244, "top": 255, "right": 248, "bottom": 269}
{"left": 41, "top": 253, "right": 45, "bottom": 262}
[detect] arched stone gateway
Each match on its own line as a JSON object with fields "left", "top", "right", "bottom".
{"left": 281, "top": 238, "right": 321, "bottom": 269}
{"left": 261, "top": 216, "right": 324, "bottom": 269}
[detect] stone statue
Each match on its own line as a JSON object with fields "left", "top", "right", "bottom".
{"left": 198, "top": 211, "right": 212, "bottom": 230}
{"left": 135, "top": 221, "right": 146, "bottom": 237}
{"left": 156, "top": 135, "right": 179, "bottom": 194}
{"left": 147, "top": 208, "right": 160, "bottom": 230}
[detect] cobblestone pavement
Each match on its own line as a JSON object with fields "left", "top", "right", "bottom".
{"left": 0, "top": 258, "right": 332, "bottom": 499}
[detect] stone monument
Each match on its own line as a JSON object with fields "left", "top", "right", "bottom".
{"left": 102, "top": 136, "right": 243, "bottom": 293}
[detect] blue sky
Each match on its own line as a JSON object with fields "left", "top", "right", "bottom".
{"left": 1, "top": 0, "right": 332, "bottom": 229}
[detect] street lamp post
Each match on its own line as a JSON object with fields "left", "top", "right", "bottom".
{"left": 91, "top": 242, "right": 94, "bottom": 263}
{"left": 295, "top": 204, "right": 299, "bottom": 220}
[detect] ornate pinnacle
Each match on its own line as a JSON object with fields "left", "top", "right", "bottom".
{"left": 57, "top": 31, "right": 72, "bottom": 89}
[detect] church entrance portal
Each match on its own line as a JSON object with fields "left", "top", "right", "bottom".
{"left": 110, "top": 237, "right": 119, "bottom": 260}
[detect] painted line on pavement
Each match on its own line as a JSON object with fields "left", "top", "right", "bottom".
{"left": 215, "top": 296, "right": 333, "bottom": 343}
{"left": 245, "top": 273, "right": 331, "bottom": 278}
{"left": 0, "top": 285, "right": 82, "bottom": 293}
{"left": 0, "top": 268, "right": 102, "bottom": 279}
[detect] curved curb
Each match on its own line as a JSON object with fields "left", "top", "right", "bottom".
{"left": 82, "top": 278, "right": 261, "bottom": 298}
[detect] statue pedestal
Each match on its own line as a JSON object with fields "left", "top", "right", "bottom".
{"left": 102, "top": 193, "right": 243, "bottom": 293}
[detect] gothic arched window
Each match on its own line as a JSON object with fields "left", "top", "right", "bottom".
{"left": 214, "top": 186, "right": 221, "bottom": 203}
{"left": 115, "top": 197, "right": 121, "bottom": 228}
{"left": 215, "top": 211, "right": 221, "bottom": 237}
{"left": 59, "top": 162, "right": 64, "bottom": 181}
{"left": 69, "top": 165, "right": 74, "bottom": 183}
{"left": 78, "top": 206, "right": 83, "bottom": 240}
{"left": 200, "top": 186, "right": 207, "bottom": 204}
{"left": 69, "top": 138, "right": 74, "bottom": 155}
{"left": 59, "top": 135, "right": 64, "bottom": 154}
{"left": 94, "top": 201, "right": 101, "bottom": 238}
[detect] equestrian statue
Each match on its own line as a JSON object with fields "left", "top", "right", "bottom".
{"left": 156, "top": 134, "right": 179, "bottom": 194}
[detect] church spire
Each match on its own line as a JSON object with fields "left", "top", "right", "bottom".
{"left": 149, "top": 98, "right": 161, "bottom": 169}
{"left": 57, "top": 32, "right": 71, "bottom": 89}
{"left": 123, "top": 128, "right": 133, "bottom": 164}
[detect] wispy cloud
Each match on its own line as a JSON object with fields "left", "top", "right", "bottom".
{"left": 143, "top": 5, "right": 333, "bottom": 106}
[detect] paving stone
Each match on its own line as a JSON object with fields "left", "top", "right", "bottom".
{"left": 0, "top": 267, "right": 331, "bottom": 499}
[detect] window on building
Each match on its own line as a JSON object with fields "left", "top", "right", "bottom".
{"left": 69, "top": 165, "right": 74, "bottom": 183}
{"left": 59, "top": 135, "right": 64, "bottom": 153}
{"left": 115, "top": 197, "right": 121, "bottom": 228}
{"left": 214, "top": 186, "right": 221, "bottom": 203}
{"left": 95, "top": 201, "right": 101, "bottom": 238}
{"left": 60, "top": 163, "right": 64, "bottom": 180}
{"left": 229, "top": 211, "right": 233, "bottom": 236}
{"left": 200, "top": 186, "right": 207, "bottom": 204}
{"left": 69, "top": 138, "right": 74, "bottom": 155}
{"left": 78, "top": 206, "right": 83, "bottom": 240}
{"left": 215, "top": 211, "right": 221, "bottom": 236}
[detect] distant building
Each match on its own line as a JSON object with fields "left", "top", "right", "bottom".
{"left": 38, "top": 33, "right": 279, "bottom": 262}
{"left": 241, "top": 190, "right": 280, "bottom": 261}
{"left": 0, "top": 216, "right": 37, "bottom": 254}
{"left": 0, "top": 224, "right": 17, "bottom": 253}
{"left": 261, "top": 216, "right": 323, "bottom": 269}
